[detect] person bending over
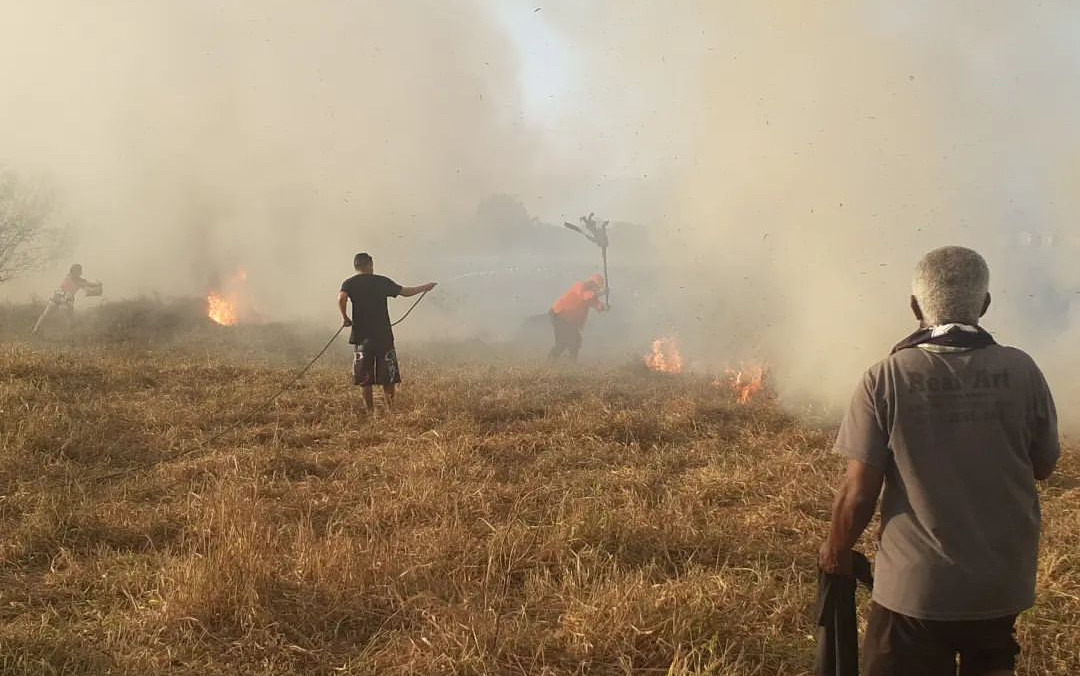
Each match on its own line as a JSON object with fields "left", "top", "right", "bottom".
{"left": 549, "top": 273, "right": 607, "bottom": 360}
{"left": 32, "top": 263, "right": 102, "bottom": 335}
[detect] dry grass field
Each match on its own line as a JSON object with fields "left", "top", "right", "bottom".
{"left": 1, "top": 301, "right": 1077, "bottom": 675}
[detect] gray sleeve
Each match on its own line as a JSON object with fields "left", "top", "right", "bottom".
{"left": 834, "top": 368, "right": 891, "bottom": 469}
{"left": 1029, "top": 364, "right": 1060, "bottom": 472}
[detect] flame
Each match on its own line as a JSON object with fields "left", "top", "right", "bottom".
{"left": 207, "top": 292, "right": 238, "bottom": 326}
{"left": 206, "top": 269, "right": 248, "bottom": 326}
{"left": 645, "top": 337, "right": 684, "bottom": 374}
{"left": 718, "top": 365, "right": 768, "bottom": 404}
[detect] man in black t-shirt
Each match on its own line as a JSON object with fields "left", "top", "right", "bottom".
{"left": 338, "top": 252, "right": 436, "bottom": 412}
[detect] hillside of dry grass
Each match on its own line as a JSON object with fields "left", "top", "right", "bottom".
{"left": 1, "top": 302, "right": 1077, "bottom": 675}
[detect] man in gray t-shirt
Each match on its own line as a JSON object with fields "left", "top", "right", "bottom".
{"left": 819, "top": 247, "right": 1060, "bottom": 676}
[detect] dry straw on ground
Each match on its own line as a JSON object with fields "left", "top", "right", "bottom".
{"left": 1, "top": 302, "right": 1077, "bottom": 675}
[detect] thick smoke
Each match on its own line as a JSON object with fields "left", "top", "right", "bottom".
{"left": 533, "top": 2, "right": 1080, "bottom": 420}
{"left": 0, "top": 0, "right": 533, "bottom": 311}
{"left": 1, "top": 2, "right": 1077, "bottom": 424}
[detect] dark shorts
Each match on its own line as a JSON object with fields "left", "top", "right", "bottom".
{"left": 549, "top": 310, "right": 582, "bottom": 354}
{"left": 353, "top": 344, "right": 401, "bottom": 387}
{"left": 864, "top": 603, "right": 1019, "bottom": 676}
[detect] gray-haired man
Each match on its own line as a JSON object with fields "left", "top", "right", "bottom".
{"left": 819, "top": 246, "right": 1060, "bottom": 676}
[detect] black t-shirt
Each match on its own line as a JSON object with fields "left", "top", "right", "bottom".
{"left": 340, "top": 274, "right": 403, "bottom": 348}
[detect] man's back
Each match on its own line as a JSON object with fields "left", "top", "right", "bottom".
{"left": 838, "top": 343, "right": 1059, "bottom": 621}
{"left": 340, "top": 273, "right": 402, "bottom": 349}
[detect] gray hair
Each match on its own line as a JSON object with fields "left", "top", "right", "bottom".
{"left": 911, "top": 246, "right": 990, "bottom": 325}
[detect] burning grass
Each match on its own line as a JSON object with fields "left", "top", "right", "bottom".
{"left": 0, "top": 319, "right": 1077, "bottom": 675}
{"left": 206, "top": 269, "right": 260, "bottom": 327}
{"left": 645, "top": 336, "right": 684, "bottom": 374}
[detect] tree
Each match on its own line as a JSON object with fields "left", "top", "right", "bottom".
{"left": 0, "top": 168, "right": 65, "bottom": 283}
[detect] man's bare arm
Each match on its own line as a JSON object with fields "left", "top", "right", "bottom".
{"left": 819, "top": 459, "right": 885, "bottom": 575}
{"left": 400, "top": 282, "right": 437, "bottom": 298}
{"left": 337, "top": 291, "right": 351, "bottom": 325}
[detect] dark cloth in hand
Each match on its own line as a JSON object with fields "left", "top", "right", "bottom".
{"left": 814, "top": 551, "right": 874, "bottom": 676}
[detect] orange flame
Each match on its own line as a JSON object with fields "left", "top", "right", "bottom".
{"left": 206, "top": 270, "right": 248, "bottom": 326}
{"left": 645, "top": 337, "right": 684, "bottom": 374}
{"left": 719, "top": 365, "right": 768, "bottom": 404}
{"left": 207, "top": 292, "right": 238, "bottom": 326}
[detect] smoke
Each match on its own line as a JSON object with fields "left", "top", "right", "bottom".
{"left": 2, "top": 1, "right": 1078, "bottom": 424}
{"left": 0, "top": 0, "right": 533, "bottom": 310}
{"left": 529, "top": 2, "right": 1080, "bottom": 421}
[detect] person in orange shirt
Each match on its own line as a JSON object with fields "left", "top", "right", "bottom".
{"left": 549, "top": 273, "right": 607, "bottom": 360}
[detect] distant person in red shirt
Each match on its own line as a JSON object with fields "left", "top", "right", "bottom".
{"left": 549, "top": 273, "right": 607, "bottom": 360}
{"left": 32, "top": 264, "right": 102, "bottom": 335}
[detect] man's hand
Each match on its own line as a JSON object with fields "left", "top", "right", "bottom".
{"left": 819, "top": 459, "right": 884, "bottom": 577}
{"left": 424, "top": 282, "right": 438, "bottom": 292}
{"left": 818, "top": 542, "right": 854, "bottom": 576}
{"left": 342, "top": 316, "right": 352, "bottom": 327}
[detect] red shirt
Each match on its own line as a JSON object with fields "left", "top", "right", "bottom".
{"left": 60, "top": 275, "right": 87, "bottom": 295}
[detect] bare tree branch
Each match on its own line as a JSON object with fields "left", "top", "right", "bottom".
{"left": 0, "top": 168, "right": 66, "bottom": 283}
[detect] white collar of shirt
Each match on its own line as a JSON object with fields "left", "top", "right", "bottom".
{"left": 929, "top": 323, "right": 979, "bottom": 338}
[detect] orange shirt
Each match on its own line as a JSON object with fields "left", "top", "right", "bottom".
{"left": 551, "top": 281, "right": 602, "bottom": 327}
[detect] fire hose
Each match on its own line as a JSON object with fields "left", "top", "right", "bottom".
{"left": 180, "top": 288, "right": 431, "bottom": 455}
{"left": 78, "top": 290, "right": 431, "bottom": 481}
